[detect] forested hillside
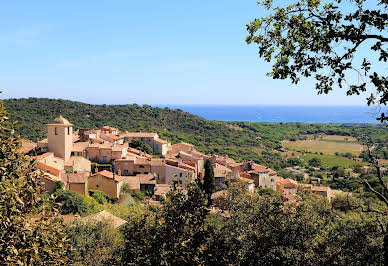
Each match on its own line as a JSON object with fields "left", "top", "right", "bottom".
{"left": 4, "top": 98, "right": 387, "bottom": 163}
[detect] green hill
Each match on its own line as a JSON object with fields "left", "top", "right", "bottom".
{"left": 3, "top": 98, "right": 387, "bottom": 164}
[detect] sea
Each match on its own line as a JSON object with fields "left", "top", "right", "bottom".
{"left": 156, "top": 105, "right": 383, "bottom": 123}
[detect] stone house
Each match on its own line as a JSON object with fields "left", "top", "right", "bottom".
{"left": 89, "top": 170, "right": 124, "bottom": 200}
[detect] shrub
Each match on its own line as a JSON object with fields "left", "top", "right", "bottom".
{"left": 54, "top": 190, "right": 89, "bottom": 216}
{"left": 89, "top": 190, "right": 110, "bottom": 204}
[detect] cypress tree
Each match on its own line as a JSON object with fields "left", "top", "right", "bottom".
{"left": 203, "top": 159, "right": 215, "bottom": 206}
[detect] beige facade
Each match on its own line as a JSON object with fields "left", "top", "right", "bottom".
{"left": 89, "top": 171, "right": 123, "bottom": 200}
{"left": 64, "top": 156, "right": 91, "bottom": 173}
{"left": 47, "top": 115, "right": 73, "bottom": 162}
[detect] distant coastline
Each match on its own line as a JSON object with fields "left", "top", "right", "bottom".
{"left": 155, "top": 105, "right": 381, "bottom": 123}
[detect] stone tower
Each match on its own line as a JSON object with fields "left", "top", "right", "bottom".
{"left": 47, "top": 114, "right": 73, "bottom": 161}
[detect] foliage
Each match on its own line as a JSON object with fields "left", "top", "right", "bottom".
{"left": 203, "top": 159, "right": 216, "bottom": 206}
{"left": 4, "top": 98, "right": 387, "bottom": 164}
{"left": 308, "top": 157, "right": 322, "bottom": 167}
{"left": 247, "top": 0, "right": 388, "bottom": 122}
{"left": 129, "top": 138, "right": 153, "bottom": 155}
{"left": 121, "top": 184, "right": 145, "bottom": 201}
{"left": 54, "top": 189, "right": 89, "bottom": 216}
{"left": 89, "top": 190, "right": 110, "bottom": 204}
{"left": 65, "top": 220, "right": 123, "bottom": 265}
{"left": 0, "top": 99, "right": 72, "bottom": 264}
{"left": 122, "top": 182, "right": 212, "bottom": 265}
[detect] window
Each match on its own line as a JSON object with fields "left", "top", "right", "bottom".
{"left": 139, "top": 165, "right": 145, "bottom": 168}
{"left": 179, "top": 173, "right": 183, "bottom": 177}
{"left": 124, "top": 162, "right": 128, "bottom": 166}
{"left": 96, "top": 184, "right": 99, "bottom": 188}
{"left": 67, "top": 127, "right": 70, "bottom": 135}
{"left": 54, "top": 127, "right": 58, "bottom": 135}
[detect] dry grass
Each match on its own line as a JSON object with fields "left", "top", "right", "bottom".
{"left": 283, "top": 138, "right": 364, "bottom": 156}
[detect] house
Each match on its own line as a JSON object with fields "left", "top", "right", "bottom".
{"left": 280, "top": 178, "right": 298, "bottom": 202}
{"left": 213, "top": 163, "right": 233, "bottom": 189}
{"left": 122, "top": 173, "right": 156, "bottom": 193}
{"left": 209, "top": 155, "right": 236, "bottom": 168}
{"left": 64, "top": 156, "right": 91, "bottom": 173}
{"left": 100, "top": 133, "right": 124, "bottom": 145}
{"left": 123, "top": 132, "right": 170, "bottom": 156}
{"left": 89, "top": 170, "right": 124, "bottom": 200}
{"left": 64, "top": 172, "right": 88, "bottom": 195}
{"left": 153, "top": 184, "right": 171, "bottom": 201}
{"left": 85, "top": 143, "right": 127, "bottom": 164}
{"left": 238, "top": 177, "right": 255, "bottom": 192}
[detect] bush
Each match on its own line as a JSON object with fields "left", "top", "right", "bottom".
{"left": 308, "top": 157, "right": 322, "bottom": 167}
{"left": 54, "top": 190, "right": 89, "bottom": 216}
{"left": 65, "top": 220, "right": 123, "bottom": 265}
{"left": 89, "top": 190, "right": 110, "bottom": 204}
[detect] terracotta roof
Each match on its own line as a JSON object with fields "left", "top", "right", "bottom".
{"left": 154, "top": 184, "right": 171, "bottom": 196}
{"left": 112, "top": 145, "right": 127, "bottom": 152}
{"left": 229, "top": 162, "right": 244, "bottom": 168}
{"left": 102, "top": 133, "right": 120, "bottom": 140}
{"left": 238, "top": 177, "right": 255, "bottom": 184}
{"left": 35, "top": 152, "right": 53, "bottom": 160}
{"left": 151, "top": 159, "right": 165, "bottom": 167}
{"left": 190, "top": 150, "right": 204, "bottom": 157}
{"left": 37, "top": 162, "right": 61, "bottom": 177}
{"left": 214, "top": 163, "right": 232, "bottom": 172}
{"left": 65, "top": 156, "right": 88, "bottom": 166}
{"left": 155, "top": 138, "right": 170, "bottom": 144}
{"left": 281, "top": 178, "right": 298, "bottom": 188}
{"left": 125, "top": 132, "right": 158, "bottom": 138}
{"left": 252, "top": 164, "right": 270, "bottom": 173}
{"left": 66, "top": 172, "right": 88, "bottom": 184}
{"left": 72, "top": 142, "right": 89, "bottom": 152}
{"left": 93, "top": 170, "right": 123, "bottom": 182}
{"left": 135, "top": 157, "right": 151, "bottom": 165}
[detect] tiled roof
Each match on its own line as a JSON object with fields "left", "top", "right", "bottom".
{"left": 66, "top": 172, "right": 88, "bottom": 184}
{"left": 125, "top": 132, "right": 158, "bottom": 138}
{"left": 35, "top": 152, "right": 54, "bottom": 160}
{"left": 102, "top": 133, "right": 120, "bottom": 140}
{"left": 37, "top": 162, "right": 61, "bottom": 177}
{"left": 93, "top": 170, "right": 123, "bottom": 182}
{"left": 238, "top": 177, "right": 255, "bottom": 184}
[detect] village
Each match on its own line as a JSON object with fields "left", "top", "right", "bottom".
{"left": 25, "top": 114, "right": 347, "bottom": 205}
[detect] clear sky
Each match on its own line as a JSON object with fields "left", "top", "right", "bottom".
{"left": 0, "top": 0, "right": 370, "bottom": 105}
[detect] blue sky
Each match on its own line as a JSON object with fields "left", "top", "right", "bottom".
{"left": 0, "top": 0, "right": 371, "bottom": 105}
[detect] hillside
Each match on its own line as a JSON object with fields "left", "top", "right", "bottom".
{"left": 3, "top": 98, "right": 387, "bottom": 164}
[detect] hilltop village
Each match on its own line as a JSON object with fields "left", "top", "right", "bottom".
{"left": 26, "top": 114, "right": 346, "bottom": 203}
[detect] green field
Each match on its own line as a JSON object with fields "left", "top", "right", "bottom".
{"left": 301, "top": 154, "right": 368, "bottom": 168}
{"left": 283, "top": 135, "right": 364, "bottom": 156}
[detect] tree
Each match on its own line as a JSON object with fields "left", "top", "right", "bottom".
{"left": 0, "top": 99, "right": 72, "bottom": 264}
{"left": 129, "top": 138, "right": 153, "bottom": 155}
{"left": 308, "top": 157, "right": 322, "bottom": 167}
{"left": 247, "top": 0, "right": 387, "bottom": 122}
{"left": 122, "top": 182, "right": 212, "bottom": 265}
{"left": 65, "top": 220, "right": 123, "bottom": 265}
{"left": 54, "top": 189, "right": 89, "bottom": 216}
{"left": 203, "top": 159, "right": 216, "bottom": 206}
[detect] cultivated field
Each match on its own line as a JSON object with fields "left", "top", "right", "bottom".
{"left": 283, "top": 135, "right": 364, "bottom": 156}
{"left": 301, "top": 154, "right": 368, "bottom": 168}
